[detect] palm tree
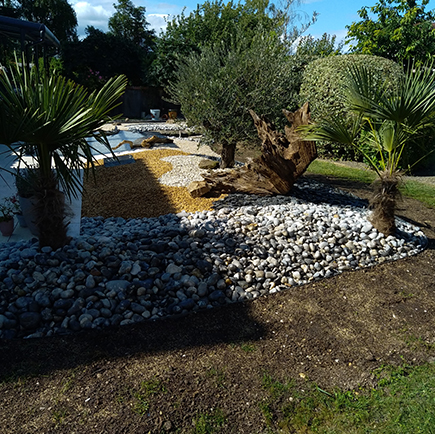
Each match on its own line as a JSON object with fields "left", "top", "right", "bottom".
{"left": 303, "top": 62, "right": 435, "bottom": 234}
{"left": 0, "top": 58, "right": 127, "bottom": 249}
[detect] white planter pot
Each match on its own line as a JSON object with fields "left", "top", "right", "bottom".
{"left": 18, "top": 195, "right": 39, "bottom": 236}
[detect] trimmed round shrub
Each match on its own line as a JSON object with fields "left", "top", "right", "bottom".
{"left": 299, "top": 54, "right": 404, "bottom": 160}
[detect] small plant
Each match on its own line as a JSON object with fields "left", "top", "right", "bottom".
{"left": 303, "top": 61, "right": 435, "bottom": 234}
{"left": 240, "top": 343, "right": 256, "bottom": 353}
{"left": 206, "top": 367, "right": 226, "bottom": 388}
{"left": 0, "top": 54, "right": 127, "bottom": 249}
{"left": 191, "top": 408, "right": 226, "bottom": 434}
{"left": 139, "top": 378, "right": 167, "bottom": 396}
{"left": 60, "top": 373, "right": 75, "bottom": 394}
{"left": 0, "top": 195, "right": 20, "bottom": 222}
{"left": 258, "top": 401, "right": 274, "bottom": 427}
{"left": 132, "top": 392, "right": 150, "bottom": 415}
{"left": 131, "top": 377, "right": 167, "bottom": 416}
{"left": 262, "top": 373, "right": 294, "bottom": 400}
{"left": 52, "top": 408, "right": 68, "bottom": 425}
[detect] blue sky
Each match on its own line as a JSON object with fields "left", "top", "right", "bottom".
{"left": 71, "top": 0, "right": 435, "bottom": 47}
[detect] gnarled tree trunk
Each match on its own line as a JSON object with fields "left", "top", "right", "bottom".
{"left": 188, "top": 102, "right": 317, "bottom": 197}
{"left": 220, "top": 141, "right": 236, "bottom": 168}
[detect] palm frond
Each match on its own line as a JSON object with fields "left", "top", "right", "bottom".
{"left": 0, "top": 54, "right": 127, "bottom": 199}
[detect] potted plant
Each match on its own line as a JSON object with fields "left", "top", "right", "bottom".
{"left": 0, "top": 54, "right": 127, "bottom": 249}
{"left": 15, "top": 167, "right": 38, "bottom": 231}
{"left": 0, "top": 195, "right": 20, "bottom": 236}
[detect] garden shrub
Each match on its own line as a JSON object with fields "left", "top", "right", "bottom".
{"left": 299, "top": 54, "right": 404, "bottom": 160}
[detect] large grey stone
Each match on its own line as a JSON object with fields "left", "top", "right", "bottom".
{"left": 19, "top": 312, "right": 41, "bottom": 330}
{"left": 105, "top": 280, "right": 130, "bottom": 292}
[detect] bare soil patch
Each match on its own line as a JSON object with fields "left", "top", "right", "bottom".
{"left": 1, "top": 149, "right": 435, "bottom": 433}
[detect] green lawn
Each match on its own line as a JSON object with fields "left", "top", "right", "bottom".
{"left": 307, "top": 159, "right": 435, "bottom": 208}
{"left": 261, "top": 363, "right": 435, "bottom": 433}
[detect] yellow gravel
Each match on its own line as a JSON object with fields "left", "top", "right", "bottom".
{"left": 81, "top": 149, "right": 225, "bottom": 219}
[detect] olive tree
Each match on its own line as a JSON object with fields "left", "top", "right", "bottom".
{"left": 153, "top": 0, "right": 316, "bottom": 86}
{"left": 167, "top": 30, "right": 301, "bottom": 168}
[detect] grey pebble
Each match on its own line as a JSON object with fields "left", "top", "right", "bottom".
{"left": 0, "top": 178, "right": 427, "bottom": 339}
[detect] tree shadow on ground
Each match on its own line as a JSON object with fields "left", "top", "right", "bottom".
{"left": 82, "top": 158, "right": 178, "bottom": 219}
{"left": 1, "top": 170, "right": 433, "bottom": 383}
{"left": 0, "top": 301, "right": 264, "bottom": 381}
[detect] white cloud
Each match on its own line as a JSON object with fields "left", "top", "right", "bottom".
{"left": 147, "top": 2, "right": 183, "bottom": 14}
{"left": 72, "top": 1, "right": 114, "bottom": 37}
{"left": 72, "top": 1, "right": 187, "bottom": 38}
{"left": 147, "top": 14, "right": 169, "bottom": 34}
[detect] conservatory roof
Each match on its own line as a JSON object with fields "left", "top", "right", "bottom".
{"left": 0, "top": 15, "right": 60, "bottom": 49}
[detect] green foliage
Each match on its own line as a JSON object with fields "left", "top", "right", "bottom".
{"left": 296, "top": 32, "right": 344, "bottom": 57}
{"left": 62, "top": 26, "right": 153, "bottom": 89}
{"left": 347, "top": 62, "right": 435, "bottom": 174}
{"left": 257, "top": 364, "right": 435, "bottom": 433}
{"left": 191, "top": 408, "right": 226, "bottom": 433}
{"left": 346, "top": 0, "right": 435, "bottom": 66}
{"left": 168, "top": 30, "right": 302, "bottom": 157}
{"left": 18, "top": 0, "right": 78, "bottom": 43}
{"left": 37, "top": 55, "right": 64, "bottom": 75}
{"left": 153, "top": 0, "right": 316, "bottom": 85}
{"left": 299, "top": 54, "right": 403, "bottom": 160}
{"left": 108, "top": 0, "right": 155, "bottom": 50}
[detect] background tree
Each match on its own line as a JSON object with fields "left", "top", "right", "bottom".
{"left": 296, "top": 33, "right": 343, "bottom": 57}
{"left": 62, "top": 26, "right": 151, "bottom": 89}
{"left": 18, "top": 0, "right": 78, "bottom": 43}
{"left": 63, "top": 0, "right": 157, "bottom": 89}
{"left": 108, "top": 0, "right": 155, "bottom": 50}
{"left": 346, "top": 0, "right": 435, "bottom": 65}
